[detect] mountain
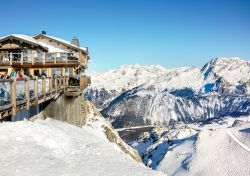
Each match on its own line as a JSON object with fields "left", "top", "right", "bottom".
{"left": 84, "top": 65, "right": 168, "bottom": 109}
{"left": 0, "top": 108, "right": 165, "bottom": 176}
{"left": 99, "top": 57, "right": 250, "bottom": 128}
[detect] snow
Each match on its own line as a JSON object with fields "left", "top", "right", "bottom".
{"left": 142, "top": 67, "right": 204, "bottom": 92}
{"left": 186, "top": 124, "right": 250, "bottom": 176}
{"left": 34, "top": 34, "right": 87, "bottom": 52}
{"left": 4, "top": 34, "right": 41, "bottom": 45}
{"left": 141, "top": 57, "right": 250, "bottom": 93}
{"left": 0, "top": 34, "right": 68, "bottom": 53}
{"left": 37, "top": 42, "right": 65, "bottom": 53}
{"left": 202, "top": 57, "right": 250, "bottom": 85}
{"left": 100, "top": 57, "right": 250, "bottom": 127}
{"left": 0, "top": 34, "right": 47, "bottom": 50}
{"left": 85, "top": 65, "right": 169, "bottom": 109}
{"left": 0, "top": 34, "right": 87, "bottom": 53}
{"left": 0, "top": 118, "right": 165, "bottom": 176}
{"left": 90, "top": 64, "right": 168, "bottom": 92}
{"left": 131, "top": 116, "right": 250, "bottom": 176}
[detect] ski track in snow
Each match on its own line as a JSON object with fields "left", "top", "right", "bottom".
{"left": 227, "top": 130, "right": 250, "bottom": 152}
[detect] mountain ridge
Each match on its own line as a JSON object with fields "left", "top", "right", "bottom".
{"left": 85, "top": 57, "right": 250, "bottom": 128}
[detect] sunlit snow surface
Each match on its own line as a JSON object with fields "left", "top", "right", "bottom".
{"left": 101, "top": 57, "right": 250, "bottom": 127}
{"left": 0, "top": 119, "right": 164, "bottom": 176}
{"left": 131, "top": 116, "right": 250, "bottom": 176}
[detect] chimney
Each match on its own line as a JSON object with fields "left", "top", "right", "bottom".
{"left": 71, "top": 37, "right": 80, "bottom": 47}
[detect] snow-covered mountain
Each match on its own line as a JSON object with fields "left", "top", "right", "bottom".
{"left": 97, "top": 57, "right": 250, "bottom": 128}
{"left": 85, "top": 65, "right": 168, "bottom": 109}
{"left": 131, "top": 116, "right": 250, "bottom": 175}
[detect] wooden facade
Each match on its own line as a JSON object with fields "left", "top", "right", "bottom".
{"left": 0, "top": 33, "right": 91, "bottom": 122}
{"left": 0, "top": 34, "right": 89, "bottom": 77}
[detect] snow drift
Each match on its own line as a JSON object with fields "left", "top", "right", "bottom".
{"left": 0, "top": 118, "right": 164, "bottom": 176}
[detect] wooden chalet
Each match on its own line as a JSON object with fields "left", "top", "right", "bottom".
{"left": 0, "top": 33, "right": 89, "bottom": 77}
{"left": 0, "top": 33, "right": 91, "bottom": 121}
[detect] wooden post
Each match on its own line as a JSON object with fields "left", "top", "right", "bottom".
{"left": 43, "top": 52, "right": 46, "bottom": 65}
{"left": 42, "top": 77, "right": 46, "bottom": 101}
{"left": 34, "top": 77, "right": 38, "bottom": 104}
{"left": 10, "top": 52, "right": 13, "bottom": 65}
{"left": 25, "top": 78, "right": 30, "bottom": 109}
{"left": 80, "top": 75, "right": 84, "bottom": 90}
{"left": 66, "top": 53, "right": 68, "bottom": 63}
{"left": 54, "top": 77, "right": 58, "bottom": 94}
{"left": 31, "top": 50, "right": 35, "bottom": 65}
{"left": 21, "top": 52, "right": 24, "bottom": 65}
{"left": 63, "top": 77, "right": 66, "bottom": 91}
{"left": 10, "top": 79, "right": 16, "bottom": 116}
{"left": 49, "top": 77, "right": 52, "bottom": 98}
{"left": 54, "top": 53, "right": 56, "bottom": 64}
{"left": 61, "top": 68, "right": 66, "bottom": 76}
{"left": 60, "top": 78, "right": 62, "bottom": 90}
{"left": 66, "top": 76, "right": 69, "bottom": 87}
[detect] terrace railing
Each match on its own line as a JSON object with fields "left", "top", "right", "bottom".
{"left": 0, "top": 52, "right": 84, "bottom": 66}
{"left": 0, "top": 76, "right": 69, "bottom": 120}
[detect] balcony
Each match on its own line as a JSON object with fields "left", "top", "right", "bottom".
{"left": 0, "top": 52, "right": 87, "bottom": 68}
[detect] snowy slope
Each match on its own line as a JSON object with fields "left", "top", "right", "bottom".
{"left": 0, "top": 119, "right": 165, "bottom": 176}
{"left": 83, "top": 101, "right": 142, "bottom": 162}
{"left": 131, "top": 116, "right": 250, "bottom": 176}
{"left": 102, "top": 57, "right": 250, "bottom": 127}
{"left": 85, "top": 65, "right": 168, "bottom": 109}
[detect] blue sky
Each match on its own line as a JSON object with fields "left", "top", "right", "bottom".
{"left": 1, "top": 0, "right": 250, "bottom": 72}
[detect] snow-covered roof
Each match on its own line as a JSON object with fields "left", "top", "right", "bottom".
{"left": 37, "top": 41, "right": 65, "bottom": 53}
{"left": 33, "top": 34, "right": 87, "bottom": 53}
{"left": 0, "top": 33, "right": 88, "bottom": 54}
{"left": 0, "top": 34, "right": 48, "bottom": 51}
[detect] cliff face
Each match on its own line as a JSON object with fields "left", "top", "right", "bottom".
{"left": 40, "top": 94, "right": 141, "bottom": 162}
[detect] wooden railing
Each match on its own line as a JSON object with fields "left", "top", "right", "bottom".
{"left": 0, "top": 76, "right": 69, "bottom": 119}
{"left": 0, "top": 52, "right": 83, "bottom": 66}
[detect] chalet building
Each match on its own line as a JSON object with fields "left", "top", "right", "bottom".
{"left": 0, "top": 33, "right": 89, "bottom": 77}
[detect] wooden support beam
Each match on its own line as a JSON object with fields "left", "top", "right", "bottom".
{"left": 34, "top": 77, "right": 38, "bottom": 103}
{"left": 43, "top": 52, "right": 46, "bottom": 65}
{"left": 42, "top": 77, "right": 46, "bottom": 101}
{"left": 49, "top": 77, "right": 52, "bottom": 98}
{"left": 54, "top": 53, "right": 56, "bottom": 64}
{"left": 31, "top": 50, "right": 35, "bottom": 65}
{"left": 66, "top": 76, "right": 69, "bottom": 87}
{"left": 25, "top": 78, "right": 30, "bottom": 109}
{"left": 54, "top": 77, "right": 58, "bottom": 94}
{"left": 21, "top": 52, "right": 24, "bottom": 65}
{"left": 10, "top": 79, "right": 16, "bottom": 116}
{"left": 10, "top": 52, "right": 13, "bottom": 65}
{"left": 66, "top": 53, "right": 68, "bottom": 64}
{"left": 59, "top": 78, "right": 62, "bottom": 90}
{"left": 61, "top": 67, "right": 66, "bottom": 76}
{"left": 80, "top": 75, "right": 84, "bottom": 90}
{"left": 63, "top": 77, "right": 66, "bottom": 91}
